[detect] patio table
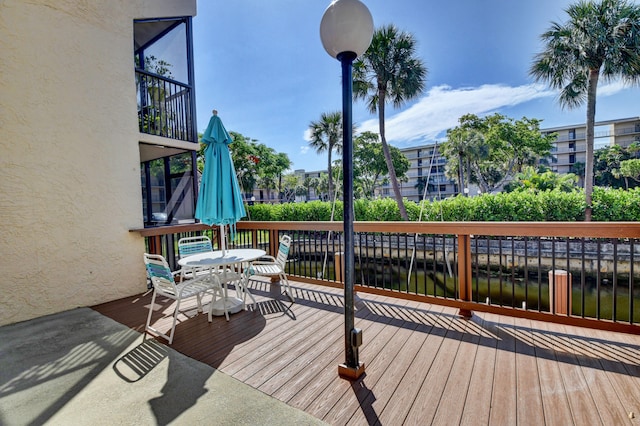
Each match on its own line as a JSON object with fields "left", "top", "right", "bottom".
{"left": 178, "top": 248, "right": 265, "bottom": 316}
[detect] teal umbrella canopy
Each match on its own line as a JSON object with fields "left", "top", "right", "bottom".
{"left": 195, "top": 113, "right": 246, "bottom": 230}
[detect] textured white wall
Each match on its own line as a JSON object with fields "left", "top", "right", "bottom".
{"left": 0, "top": 0, "right": 196, "bottom": 326}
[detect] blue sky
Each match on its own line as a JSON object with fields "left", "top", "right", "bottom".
{"left": 192, "top": 0, "right": 640, "bottom": 172}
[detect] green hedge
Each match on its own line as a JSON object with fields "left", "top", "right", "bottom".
{"left": 245, "top": 188, "right": 640, "bottom": 222}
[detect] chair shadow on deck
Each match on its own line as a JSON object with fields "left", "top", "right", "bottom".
{"left": 113, "top": 338, "right": 168, "bottom": 382}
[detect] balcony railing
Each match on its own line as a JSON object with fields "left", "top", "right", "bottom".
{"left": 136, "top": 69, "right": 195, "bottom": 142}
{"left": 133, "top": 220, "right": 640, "bottom": 334}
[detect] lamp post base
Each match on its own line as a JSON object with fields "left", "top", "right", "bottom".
{"left": 338, "top": 362, "right": 365, "bottom": 380}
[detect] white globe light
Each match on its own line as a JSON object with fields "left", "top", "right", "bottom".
{"left": 320, "top": 0, "right": 373, "bottom": 59}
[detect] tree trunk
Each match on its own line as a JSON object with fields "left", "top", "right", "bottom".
{"left": 458, "top": 152, "right": 465, "bottom": 196}
{"left": 378, "top": 94, "right": 408, "bottom": 220}
{"left": 327, "top": 150, "right": 333, "bottom": 203}
{"left": 584, "top": 69, "right": 599, "bottom": 222}
{"left": 466, "top": 157, "right": 472, "bottom": 196}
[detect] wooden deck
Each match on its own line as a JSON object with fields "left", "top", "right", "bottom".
{"left": 93, "top": 278, "right": 640, "bottom": 425}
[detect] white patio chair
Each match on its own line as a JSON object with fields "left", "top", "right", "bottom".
{"left": 177, "top": 236, "right": 213, "bottom": 280}
{"left": 144, "top": 253, "right": 223, "bottom": 343}
{"left": 247, "top": 235, "right": 294, "bottom": 302}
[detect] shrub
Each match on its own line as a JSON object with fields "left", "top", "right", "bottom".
{"left": 247, "top": 203, "right": 274, "bottom": 221}
{"left": 243, "top": 188, "right": 640, "bottom": 222}
{"left": 592, "top": 187, "right": 640, "bottom": 221}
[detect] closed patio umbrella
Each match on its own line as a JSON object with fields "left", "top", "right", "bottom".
{"left": 195, "top": 110, "right": 246, "bottom": 255}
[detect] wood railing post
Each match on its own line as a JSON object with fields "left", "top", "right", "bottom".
{"left": 268, "top": 228, "right": 280, "bottom": 283}
{"left": 251, "top": 229, "right": 259, "bottom": 249}
{"left": 457, "top": 234, "right": 473, "bottom": 318}
{"left": 269, "top": 229, "right": 279, "bottom": 256}
{"left": 149, "top": 235, "right": 162, "bottom": 255}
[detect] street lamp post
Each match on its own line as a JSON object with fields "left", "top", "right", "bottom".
{"left": 320, "top": 0, "right": 373, "bottom": 380}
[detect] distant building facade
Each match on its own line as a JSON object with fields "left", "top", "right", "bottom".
{"left": 542, "top": 116, "right": 640, "bottom": 174}
{"left": 287, "top": 116, "right": 640, "bottom": 204}
{"left": 374, "top": 144, "right": 457, "bottom": 202}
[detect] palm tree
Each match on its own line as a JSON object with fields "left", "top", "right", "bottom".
{"left": 414, "top": 176, "right": 429, "bottom": 200}
{"left": 530, "top": 0, "right": 640, "bottom": 220}
{"left": 441, "top": 126, "right": 487, "bottom": 195}
{"left": 441, "top": 128, "right": 469, "bottom": 196}
{"left": 353, "top": 24, "right": 427, "bottom": 220}
{"left": 308, "top": 112, "right": 343, "bottom": 202}
{"left": 570, "top": 161, "right": 586, "bottom": 187}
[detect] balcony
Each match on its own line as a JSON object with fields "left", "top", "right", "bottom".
{"left": 136, "top": 69, "right": 195, "bottom": 142}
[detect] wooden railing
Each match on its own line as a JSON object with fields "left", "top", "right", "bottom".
{"left": 133, "top": 221, "right": 640, "bottom": 334}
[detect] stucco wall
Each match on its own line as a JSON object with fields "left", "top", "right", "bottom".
{"left": 0, "top": 0, "right": 196, "bottom": 326}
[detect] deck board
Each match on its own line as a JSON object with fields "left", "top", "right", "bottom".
{"left": 458, "top": 314, "right": 497, "bottom": 426}
{"left": 515, "top": 319, "right": 545, "bottom": 426}
{"left": 403, "top": 311, "right": 470, "bottom": 424}
{"left": 431, "top": 313, "right": 483, "bottom": 426}
{"left": 92, "top": 278, "right": 640, "bottom": 425}
{"left": 559, "top": 323, "right": 629, "bottom": 425}
{"left": 531, "top": 319, "right": 574, "bottom": 426}
{"left": 547, "top": 321, "right": 600, "bottom": 425}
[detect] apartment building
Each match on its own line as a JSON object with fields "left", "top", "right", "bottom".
{"left": 374, "top": 144, "right": 457, "bottom": 202}
{"left": 542, "top": 116, "right": 640, "bottom": 174}
{"left": 372, "top": 117, "right": 640, "bottom": 201}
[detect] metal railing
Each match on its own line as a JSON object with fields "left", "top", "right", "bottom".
{"left": 136, "top": 69, "right": 194, "bottom": 142}
{"left": 133, "top": 220, "right": 640, "bottom": 334}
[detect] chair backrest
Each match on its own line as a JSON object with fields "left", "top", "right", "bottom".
{"left": 178, "top": 236, "right": 213, "bottom": 259}
{"left": 275, "top": 235, "right": 292, "bottom": 268}
{"left": 144, "top": 253, "right": 178, "bottom": 296}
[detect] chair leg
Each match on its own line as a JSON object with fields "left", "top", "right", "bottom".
{"left": 241, "top": 276, "right": 257, "bottom": 309}
{"left": 196, "top": 293, "right": 203, "bottom": 313}
{"left": 145, "top": 290, "right": 158, "bottom": 336}
{"left": 168, "top": 298, "right": 181, "bottom": 345}
{"left": 281, "top": 273, "right": 294, "bottom": 302}
{"left": 222, "top": 282, "right": 230, "bottom": 321}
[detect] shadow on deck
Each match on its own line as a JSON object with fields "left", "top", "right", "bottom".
{"left": 93, "top": 277, "right": 640, "bottom": 425}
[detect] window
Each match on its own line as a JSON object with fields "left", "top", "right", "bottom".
{"left": 141, "top": 152, "right": 196, "bottom": 227}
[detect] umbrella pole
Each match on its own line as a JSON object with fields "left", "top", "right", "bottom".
{"left": 220, "top": 225, "right": 226, "bottom": 256}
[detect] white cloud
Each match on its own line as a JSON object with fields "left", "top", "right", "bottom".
{"left": 598, "top": 80, "right": 628, "bottom": 97}
{"left": 303, "top": 128, "right": 312, "bottom": 142}
{"left": 308, "top": 82, "right": 629, "bottom": 151}
{"left": 359, "top": 83, "right": 557, "bottom": 144}
{"left": 299, "top": 145, "right": 310, "bottom": 154}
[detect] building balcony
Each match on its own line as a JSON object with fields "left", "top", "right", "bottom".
{"left": 136, "top": 69, "right": 196, "bottom": 143}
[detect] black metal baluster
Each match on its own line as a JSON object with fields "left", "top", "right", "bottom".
{"left": 613, "top": 239, "right": 618, "bottom": 322}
